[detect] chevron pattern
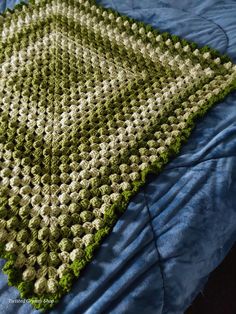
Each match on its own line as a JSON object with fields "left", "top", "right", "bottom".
{"left": 0, "top": 0, "right": 236, "bottom": 309}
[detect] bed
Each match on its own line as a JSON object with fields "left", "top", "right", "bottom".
{"left": 0, "top": 0, "right": 235, "bottom": 313}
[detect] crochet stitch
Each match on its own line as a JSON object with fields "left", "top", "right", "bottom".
{"left": 0, "top": 0, "right": 236, "bottom": 310}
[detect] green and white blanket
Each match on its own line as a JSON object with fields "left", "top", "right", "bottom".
{"left": 0, "top": 0, "right": 236, "bottom": 310}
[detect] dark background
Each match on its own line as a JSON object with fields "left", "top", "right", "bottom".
{"left": 186, "top": 244, "right": 236, "bottom": 314}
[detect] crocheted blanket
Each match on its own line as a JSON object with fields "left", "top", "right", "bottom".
{"left": 0, "top": 0, "right": 236, "bottom": 310}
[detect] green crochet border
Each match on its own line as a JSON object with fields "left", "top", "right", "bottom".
{"left": 0, "top": 0, "right": 236, "bottom": 311}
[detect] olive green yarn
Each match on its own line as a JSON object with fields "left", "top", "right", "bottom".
{"left": 0, "top": 0, "right": 236, "bottom": 311}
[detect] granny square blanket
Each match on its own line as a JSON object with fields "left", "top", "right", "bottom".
{"left": 0, "top": 0, "right": 236, "bottom": 310}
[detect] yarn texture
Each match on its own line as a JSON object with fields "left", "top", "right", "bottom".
{"left": 0, "top": 0, "right": 236, "bottom": 310}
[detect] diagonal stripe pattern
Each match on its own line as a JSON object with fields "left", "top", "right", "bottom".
{"left": 0, "top": 0, "right": 236, "bottom": 310}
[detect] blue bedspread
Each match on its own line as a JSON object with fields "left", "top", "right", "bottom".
{"left": 0, "top": 1, "right": 236, "bottom": 314}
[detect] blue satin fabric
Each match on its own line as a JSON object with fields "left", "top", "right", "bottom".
{"left": 0, "top": 1, "right": 236, "bottom": 314}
